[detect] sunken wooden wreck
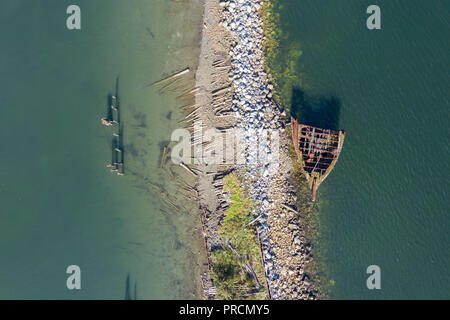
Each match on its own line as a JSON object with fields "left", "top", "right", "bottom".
{"left": 291, "top": 118, "right": 346, "bottom": 201}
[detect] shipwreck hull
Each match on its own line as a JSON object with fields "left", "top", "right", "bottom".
{"left": 292, "top": 118, "right": 346, "bottom": 201}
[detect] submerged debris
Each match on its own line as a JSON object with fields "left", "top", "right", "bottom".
{"left": 149, "top": 67, "right": 190, "bottom": 87}
{"left": 101, "top": 83, "right": 125, "bottom": 176}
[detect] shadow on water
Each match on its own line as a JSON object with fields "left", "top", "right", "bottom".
{"left": 290, "top": 87, "right": 341, "bottom": 130}
{"left": 119, "top": 124, "right": 125, "bottom": 174}
{"left": 115, "top": 77, "right": 120, "bottom": 99}
{"left": 124, "top": 273, "right": 138, "bottom": 300}
{"left": 115, "top": 77, "right": 121, "bottom": 123}
{"left": 110, "top": 125, "right": 125, "bottom": 174}
{"left": 106, "top": 95, "right": 113, "bottom": 120}
{"left": 107, "top": 77, "right": 121, "bottom": 122}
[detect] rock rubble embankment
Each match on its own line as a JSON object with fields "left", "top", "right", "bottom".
{"left": 220, "top": 0, "right": 319, "bottom": 299}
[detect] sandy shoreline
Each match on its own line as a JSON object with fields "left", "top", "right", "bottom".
{"left": 191, "top": 0, "right": 235, "bottom": 299}
{"left": 191, "top": 0, "right": 320, "bottom": 299}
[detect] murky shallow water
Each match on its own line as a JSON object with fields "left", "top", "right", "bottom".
{"left": 0, "top": 0, "right": 206, "bottom": 299}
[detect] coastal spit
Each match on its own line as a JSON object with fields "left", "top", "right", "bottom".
{"left": 193, "top": 0, "right": 320, "bottom": 299}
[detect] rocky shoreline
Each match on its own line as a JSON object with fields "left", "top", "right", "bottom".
{"left": 193, "top": 0, "right": 320, "bottom": 299}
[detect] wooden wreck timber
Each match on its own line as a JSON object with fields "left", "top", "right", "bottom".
{"left": 291, "top": 117, "right": 346, "bottom": 201}
{"left": 149, "top": 67, "right": 190, "bottom": 87}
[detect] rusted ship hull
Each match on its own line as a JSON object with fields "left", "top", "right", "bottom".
{"left": 292, "top": 118, "right": 346, "bottom": 201}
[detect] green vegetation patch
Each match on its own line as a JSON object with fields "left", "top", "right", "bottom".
{"left": 211, "top": 173, "right": 268, "bottom": 300}
{"left": 261, "top": 0, "right": 303, "bottom": 114}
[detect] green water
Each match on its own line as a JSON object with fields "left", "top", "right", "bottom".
{"left": 276, "top": 0, "right": 449, "bottom": 299}
{"left": 0, "top": 0, "right": 205, "bottom": 299}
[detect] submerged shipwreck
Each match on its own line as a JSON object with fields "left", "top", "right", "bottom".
{"left": 291, "top": 118, "right": 346, "bottom": 201}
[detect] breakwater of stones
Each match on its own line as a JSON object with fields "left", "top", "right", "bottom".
{"left": 220, "top": 0, "right": 319, "bottom": 299}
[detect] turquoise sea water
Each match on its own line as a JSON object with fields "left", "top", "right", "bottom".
{"left": 0, "top": 0, "right": 205, "bottom": 299}
{"left": 277, "top": 0, "right": 449, "bottom": 299}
